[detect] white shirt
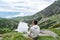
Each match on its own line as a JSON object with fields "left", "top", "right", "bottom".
{"left": 30, "top": 25, "right": 40, "bottom": 38}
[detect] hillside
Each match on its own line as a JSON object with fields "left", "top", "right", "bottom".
{"left": 36, "top": 1, "right": 60, "bottom": 17}
{"left": 11, "top": 1, "right": 60, "bottom": 25}
{"left": 38, "top": 14, "right": 60, "bottom": 29}
{"left": 0, "top": 1, "right": 60, "bottom": 28}
{"left": 0, "top": 18, "right": 18, "bottom": 29}
{"left": 0, "top": 0, "right": 60, "bottom": 29}
{"left": 0, "top": 0, "right": 60, "bottom": 40}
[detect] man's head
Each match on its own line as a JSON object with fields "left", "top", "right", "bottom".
{"left": 32, "top": 20, "right": 38, "bottom": 25}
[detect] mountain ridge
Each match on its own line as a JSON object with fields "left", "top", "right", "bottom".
{"left": 11, "top": 1, "right": 60, "bottom": 22}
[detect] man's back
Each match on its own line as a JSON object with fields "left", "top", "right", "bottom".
{"left": 30, "top": 25, "right": 40, "bottom": 38}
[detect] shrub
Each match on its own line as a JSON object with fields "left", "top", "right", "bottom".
{"left": 0, "top": 28, "right": 12, "bottom": 34}
{"left": 52, "top": 23, "right": 60, "bottom": 28}
{"left": 2, "top": 32, "right": 32, "bottom": 40}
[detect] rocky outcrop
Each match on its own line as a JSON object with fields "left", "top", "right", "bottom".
{"left": 35, "top": 1, "right": 60, "bottom": 17}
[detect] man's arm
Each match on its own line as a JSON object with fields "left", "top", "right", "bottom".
{"left": 28, "top": 27, "right": 33, "bottom": 37}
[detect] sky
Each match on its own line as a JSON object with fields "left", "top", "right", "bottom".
{"left": 0, "top": 0, "right": 55, "bottom": 18}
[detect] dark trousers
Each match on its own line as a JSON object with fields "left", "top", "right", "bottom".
{"left": 33, "top": 37, "right": 38, "bottom": 40}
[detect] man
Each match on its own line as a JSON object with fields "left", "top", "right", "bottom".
{"left": 29, "top": 20, "right": 40, "bottom": 40}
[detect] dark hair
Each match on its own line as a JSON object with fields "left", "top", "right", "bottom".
{"left": 33, "top": 20, "right": 38, "bottom": 25}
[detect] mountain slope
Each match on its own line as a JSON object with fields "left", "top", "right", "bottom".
{"left": 38, "top": 14, "right": 60, "bottom": 29}
{"left": 0, "top": 18, "right": 18, "bottom": 29}
{"left": 35, "top": 1, "right": 60, "bottom": 17}
{"left": 0, "top": 0, "right": 60, "bottom": 29}
{"left": 14, "top": 1, "right": 60, "bottom": 20}
{"left": 12, "top": 1, "right": 60, "bottom": 24}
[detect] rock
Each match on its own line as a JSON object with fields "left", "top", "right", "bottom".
{"left": 0, "top": 34, "right": 2, "bottom": 40}
{"left": 55, "top": 27, "right": 60, "bottom": 29}
{"left": 40, "top": 29, "right": 58, "bottom": 38}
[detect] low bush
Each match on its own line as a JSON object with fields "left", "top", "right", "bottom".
{"left": 52, "top": 23, "right": 60, "bottom": 28}
{"left": 2, "top": 32, "right": 32, "bottom": 40}
{"left": 0, "top": 28, "right": 12, "bottom": 34}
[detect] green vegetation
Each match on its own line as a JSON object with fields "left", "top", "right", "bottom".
{"left": 48, "top": 28, "right": 60, "bottom": 40}
{"left": 38, "top": 19, "right": 56, "bottom": 29}
{"left": 38, "top": 13, "right": 60, "bottom": 29}
{"left": 0, "top": 0, "right": 60, "bottom": 40}
{"left": 2, "top": 32, "right": 32, "bottom": 40}
{"left": 0, "top": 18, "right": 18, "bottom": 29}
{"left": 0, "top": 28, "right": 12, "bottom": 34}
{"left": 38, "top": 36, "right": 56, "bottom": 40}
{"left": 0, "top": 18, "right": 19, "bottom": 34}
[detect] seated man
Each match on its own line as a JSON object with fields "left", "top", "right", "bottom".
{"left": 29, "top": 20, "right": 40, "bottom": 40}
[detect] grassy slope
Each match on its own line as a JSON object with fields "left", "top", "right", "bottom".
{"left": 38, "top": 13, "right": 60, "bottom": 29}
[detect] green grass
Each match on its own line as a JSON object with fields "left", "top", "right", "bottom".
{"left": 58, "top": 36, "right": 60, "bottom": 40}
{"left": 2, "top": 32, "right": 32, "bottom": 40}
{"left": 38, "top": 36, "right": 56, "bottom": 40}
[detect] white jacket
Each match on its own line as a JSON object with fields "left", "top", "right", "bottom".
{"left": 30, "top": 25, "right": 40, "bottom": 38}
